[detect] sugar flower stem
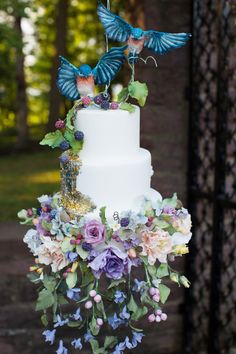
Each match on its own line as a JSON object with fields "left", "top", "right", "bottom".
{"left": 144, "top": 264, "right": 152, "bottom": 287}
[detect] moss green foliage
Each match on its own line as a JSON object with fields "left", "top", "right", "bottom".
{"left": 0, "top": 150, "right": 60, "bottom": 221}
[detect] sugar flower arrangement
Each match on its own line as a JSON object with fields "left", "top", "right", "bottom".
{"left": 19, "top": 193, "right": 191, "bottom": 354}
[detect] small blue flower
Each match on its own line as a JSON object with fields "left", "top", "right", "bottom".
{"left": 73, "top": 308, "right": 82, "bottom": 321}
{"left": 56, "top": 340, "right": 68, "bottom": 354}
{"left": 66, "top": 251, "right": 78, "bottom": 262}
{"left": 71, "top": 338, "right": 83, "bottom": 350}
{"left": 120, "top": 336, "right": 133, "bottom": 349}
{"left": 114, "top": 290, "right": 126, "bottom": 304}
{"left": 84, "top": 330, "right": 94, "bottom": 342}
{"left": 131, "top": 331, "right": 145, "bottom": 347}
{"left": 54, "top": 315, "right": 69, "bottom": 328}
{"left": 132, "top": 278, "right": 146, "bottom": 293}
{"left": 67, "top": 288, "right": 81, "bottom": 301}
{"left": 42, "top": 329, "right": 56, "bottom": 345}
{"left": 119, "top": 306, "right": 130, "bottom": 320}
{"left": 108, "top": 313, "right": 125, "bottom": 330}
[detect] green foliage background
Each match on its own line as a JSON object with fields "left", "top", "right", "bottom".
{"left": 0, "top": 0, "right": 123, "bottom": 136}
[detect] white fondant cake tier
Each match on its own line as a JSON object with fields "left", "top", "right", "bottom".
{"left": 74, "top": 106, "right": 140, "bottom": 160}
{"left": 68, "top": 105, "right": 161, "bottom": 214}
{"left": 76, "top": 148, "right": 154, "bottom": 213}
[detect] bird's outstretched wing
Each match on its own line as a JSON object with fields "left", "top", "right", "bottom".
{"left": 92, "top": 46, "right": 126, "bottom": 85}
{"left": 57, "top": 56, "right": 80, "bottom": 100}
{"left": 144, "top": 31, "right": 191, "bottom": 55}
{"left": 97, "top": 2, "right": 132, "bottom": 42}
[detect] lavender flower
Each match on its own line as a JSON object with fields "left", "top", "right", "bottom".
{"left": 131, "top": 331, "right": 145, "bottom": 347}
{"left": 66, "top": 251, "right": 78, "bottom": 262}
{"left": 114, "top": 290, "right": 126, "bottom": 304}
{"left": 119, "top": 306, "right": 130, "bottom": 320}
{"left": 84, "top": 331, "right": 94, "bottom": 342}
{"left": 71, "top": 338, "right": 82, "bottom": 350}
{"left": 54, "top": 315, "right": 69, "bottom": 328}
{"left": 84, "top": 219, "right": 105, "bottom": 244}
{"left": 73, "top": 308, "right": 82, "bottom": 321}
{"left": 88, "top": 246, "right": 131, "bottom": 279}
{"left": 108, "top": 313, "right": 125, "bottom": 330}
{"left": 67, "top": 288, "right": 81, "bottom": 301}
{"left": 56, "top": 340, "right": 68, "bottom": 354}
{"left": 42, "top": 329, "right": 56, "bottom": 345}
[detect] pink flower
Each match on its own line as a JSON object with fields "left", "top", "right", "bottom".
{"left": 36, "top": 236, "right": 69, "bottom": 272}
{"left": 140, "top": 229, "right": 172, "bottom": 265}
{"left": 84, "top": 220, "right": 105, "bottom": 244}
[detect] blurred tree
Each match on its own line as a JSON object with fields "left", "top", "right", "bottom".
{"left": 0, "top": 0, "right": 30, "bottom": 149}
{"left": 47, "top": 0, "right": 68, "bottom": 131}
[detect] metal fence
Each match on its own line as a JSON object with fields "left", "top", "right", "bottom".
{"left": 185, "top": 0, "right": 236, "bottom": 353}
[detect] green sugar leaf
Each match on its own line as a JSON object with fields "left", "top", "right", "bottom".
{"left": 104, "top": 336, "right": 118, "bottom": 349}
{"left": 64, "top": 129, "right": 83, "bottom": 153}
{"left": 162, "top": 193, "right": 178, "bottom": 208}
{"left": 156, "top": 263, "right": 169, "bottom": 278}
{"left": 76, "top": 245, "right": 88, "bottom": 260}
{"left": 159, "top": 283, "right": 171, "bottom": 304}
{"left": 119, "top": 102, "right": 135, "bottom": 113}
{"left": 131, "top": 306, "right": 148, "bottom": 321}
{"left": 117, "top": 87, "right": 129, "bottom": 102}
{"left": 99, "top": 206, "right": 107, "bottom": 225}
{"left": 61, "top": 237, "right": 74, "bottom": 253}
{"left": 66, "top": 272, "right": 77, "bottom": 289}
{"left": 42, "top": 275, "right": 57, "bottom": 292}
{"left": 108, "top": 278, "right": 126, "bottom": 289}
{"left": 128, "top": 81, "right": 148, "bottom": 106}
{"left": 66, "top": 107, "right": 75, "bottom": 130}
{"left": 36, "top": 289, "right": 54, "bottom": 311}
{"left": 40, "top": 130, "right": 64, "bottom": 148}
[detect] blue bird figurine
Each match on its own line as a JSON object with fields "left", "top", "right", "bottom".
{"left": 57, "top": 46, "right": 126, "bottom": 100}
{"left": 97, "top": 2, "right": 191, "bottom": 62}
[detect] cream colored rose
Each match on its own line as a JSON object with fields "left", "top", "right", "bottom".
{"left": 36, "top": 236, "right": 69, "bottom": 273}
{"left": 172, "top": 214, "right": 192, "bottom": 235}
{"left": 140, "top": 229, "right": 172, "bottom": 265}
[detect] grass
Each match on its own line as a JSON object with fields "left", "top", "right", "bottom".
{"left": 0, "top": 149, "right": 60, "bottom": 221}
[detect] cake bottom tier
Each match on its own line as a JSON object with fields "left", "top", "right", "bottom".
{"left": 76, "top": 149, "right": 160, "bottom": 214}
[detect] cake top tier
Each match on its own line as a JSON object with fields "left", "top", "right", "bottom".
{"left": 74, "top": 106, "right": 140, "bottom": 161}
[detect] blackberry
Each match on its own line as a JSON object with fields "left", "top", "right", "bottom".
{"left": 94, "top": 95, "right": 103, "bottom": 105}
{"left": 82, "top": 242, "right": 93, "bottom": 252}
{"left": 100, "top": 100, "right": 110, "bottom": 110}
{"left": 59, "top": 140, "right": 70, "bottom": 151}
{"left": 120, "top": 217, "right": 130, "bottom": 227}
{"left": 59, "top": 154, "right": 69, "bottom": 164}
{"left": 36, "top": 207, "right": 42, "bottom": 216}
{"left": 74, "top": 131, "right": 84, "bottom": 141}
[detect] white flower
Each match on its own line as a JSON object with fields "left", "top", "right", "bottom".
{"left": 23, "top": 229, "right": 42, "bottom": 255}
{"left": 37, "top": 195, "right": 50, "bottom": 203}
{"left": 107, "top": 217, "right": 121, "bottom": 231}
{"left": 37, "top": 236, "right": 69, "bottom": 272}
{"left": 172, "top": 214, "right": 192, "bottom": 235}
{"left": 171, "top": 232, "right": 192, "bottom": 246}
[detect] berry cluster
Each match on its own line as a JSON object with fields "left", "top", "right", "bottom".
{"left": 84, "top": 290, "right": 103, "bottom": 328}
{"left": 81, "top": 93, "right": 119, "bottom": 110}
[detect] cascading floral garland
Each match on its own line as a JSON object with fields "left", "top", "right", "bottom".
{"left": 19, "top": 192, "right": 191, "bottom": 354}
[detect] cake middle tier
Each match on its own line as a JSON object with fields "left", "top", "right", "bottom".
{"left": 76, "top": 148, "right": 154, "bottom": 212}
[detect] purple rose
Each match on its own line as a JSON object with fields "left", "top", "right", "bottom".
{"left": 88, "top": 246, "right": 131, "bottom": 279}
{"left": 84, "top": 220, "right": 105, "bottom": 245}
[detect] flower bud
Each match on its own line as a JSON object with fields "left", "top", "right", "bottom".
{"left": 155, "top": 309, "right": 162, "bottom": 316}
{"left": 29, "top": 266, "right": 37, "bottom": 272}
{"left": 148, "top": 314, "right": 156, "bottom": 323}
{"left": 152, "top": 294, "right": 160, "bottom": 303}
{"left": 155, "top": 315, "right": 161, "bottom": 322}
{"left": 96, "top": 318, "right": 103, "bottom": 326}
{"left": 32, "top": 218, "right": 39, "bottom": 226}
{"left": 94, "top": 294, "right": 102, "bottom": 303}
{"left": 89, "top": 290, "right": 97, "bottom": 298}
{"left": 161, "top": 313, "right": 168, "bottom": 321}
{"left": 85, "top": 301, "right": 93, "bottom": 309}
{"left": 170, "top": 272, "right": 179, "bottom": 283}
{"left": 149, "top": 287, "right": 156, "bottom": 296}
{"left": 180, "top": 275, "right": 191, "bottom": 288}
{"left": 128, "top": 248, "right": 137, "bottom": 259}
